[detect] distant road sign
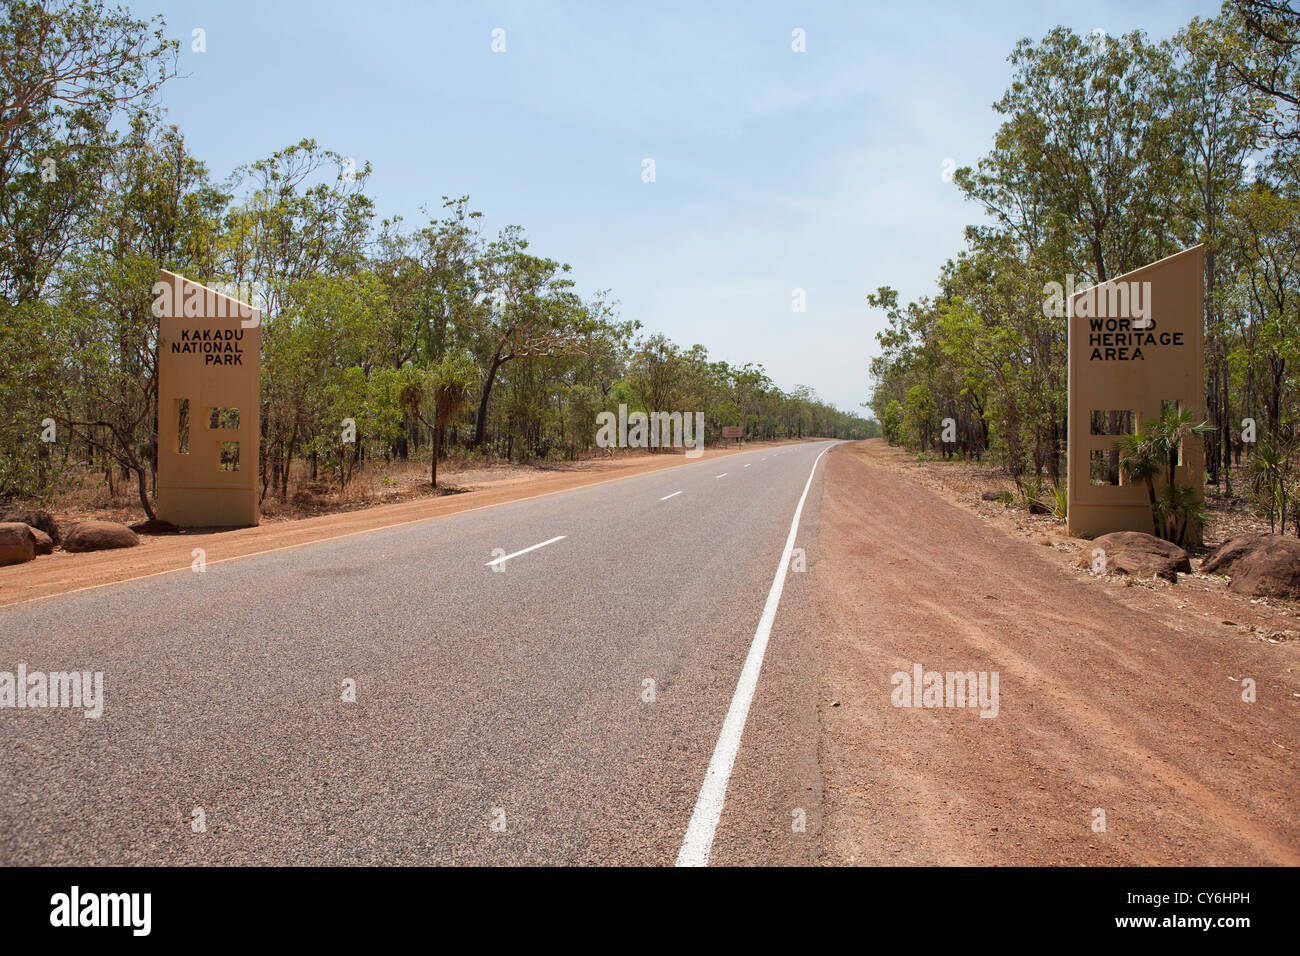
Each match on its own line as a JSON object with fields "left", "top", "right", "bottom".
{"left": 722, "top": 426, "right": 744, "bottom": 439}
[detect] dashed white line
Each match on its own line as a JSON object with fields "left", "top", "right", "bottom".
{"left": 676, "top": 443, "right": 836, "bottom": 867}
{"left": 485, "top": 535, "right": 566, "bottom": 567}
{"left": 743, "top": 464, "right": 751, "bottom": 468}
{"left": 660, "top": 491, "right": 683, "bottom": 500}
{"left": 715, "top": 473, "right": 727, "bottom": 478}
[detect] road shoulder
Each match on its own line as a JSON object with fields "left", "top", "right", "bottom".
{"left": 813, "top": 442, "right": 1299, "bottom": 865}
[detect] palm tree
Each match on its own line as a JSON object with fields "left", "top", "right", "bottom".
{"left": 1247, "top": 437, "right": 1292, "bottom": 533}
{"left": 399, "top": 352, "right": 480, "bottom": 488}
{"left": 1116, "top": 429, "right": 1161, "bottom": 509}
{"left": 1115, "top": 406, "right": 1211, "bottom": 542}
{"left": 1157, "top": 483, "right": 1206, "bottom": 547}
{"left": 1152, "top": 406, "right": 1212, "bottom": 487}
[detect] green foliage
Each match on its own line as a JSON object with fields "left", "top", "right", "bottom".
{"left": 1115, "top": 430, "right": 1162, "bottom": 506}
{"left": 1116, "top": 405, "right": 1213, "bottom": 544}
{"left": 1156, "top": 483, "right": 1207, "bottom": 547}
{"left": 1246, "top": 433, "right": 1297, "bottom": 532}
{"left": 881, "top": 400, "right": 903, "bottom": 445}
{"left": 870, "top": 11, "right": 1300, "bottom": 530}
{"left": 903, "top": 384, "right": 937, "bottom": 450}
{"left": 1030, "top": 483, "right": 1068, "bottom": 521}
{"left": 398, "top": 351, "right": 479, "bottom": 486}
{"left": 0, "top": 0, "right": 179, "bottom": 302}
{"left": 1015, "top": 474, "right": 1045, "bottom": 512}
{"left": 0, "top": 298, "right": 67, "bottom": 498}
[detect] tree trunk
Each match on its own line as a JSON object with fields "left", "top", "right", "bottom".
{"left": 135, "top": 466, "right": 157, "bottom": 522}
{"left": 1222, "top": 377, "right": 1231, "bottom": 487}
{"left": 473, "top": 352, "right": 507, "bottom": 447}
{"left": 431, "top": 424, "right": 440, "bottom": 488}
{"left": 281, "top": 426, "right": 297, "bottom": 500}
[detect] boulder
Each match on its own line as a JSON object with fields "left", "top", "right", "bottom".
{"left": 0, "top": 522, "right": 36, "bottom": 566}
{"left": 62, "top": 520, "right": 140, "bottom": 553}
{"left": 1089, "top": 531, "right": 1191, "bottom": 582}
{"left": 1202, "top": 534, "right": 1300, "bottom": 599}
{"left": 980, "top": 490, "right": 1004, "bottom": 501}
{"left": 28, "top": 526, "right": 54, "bottom": 555}
{"left": 0, "top": 508, "right": 60, "bottom": 543}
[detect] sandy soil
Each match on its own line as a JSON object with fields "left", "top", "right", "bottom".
{"left": 0, "top": 441, "right": 800, "bottom": 609}
{"left": 814, "top": 440, "right": 1299, "bottom": 865}
{"left": 859, "top": 439, "right": 1300, "bottom": 645}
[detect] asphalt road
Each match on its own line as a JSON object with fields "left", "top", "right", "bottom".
{"left": 0, "top": 441, "right": 836, "bottom": 865}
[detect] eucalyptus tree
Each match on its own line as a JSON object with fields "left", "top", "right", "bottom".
{"left": 1224, "top": 182, "right": 1300, "bottom": 444}
{"left": 960, "top": 26, "right": 1185, "bottom": 284}
{"left": 1223, "top": 0, "right": 1299, "bottom": 146}
{"left": 469, "top": 227, "right": 599, "bottom": 448}
{"left": 1172, "top": 16, "right": 1267, "bottom": 485}
{"left": 219, "top": 140, "right": 376, "bottom": 497}
{"left": 0, "top": 0, "right": 178, "bottom": 303}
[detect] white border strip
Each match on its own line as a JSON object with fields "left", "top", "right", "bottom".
{"left": 676, "top": 442, "right": 835, "bottom": 866}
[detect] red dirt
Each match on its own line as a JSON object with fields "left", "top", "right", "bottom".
{"left": 814, "top": 441, "right": 1299, "bottom": 865}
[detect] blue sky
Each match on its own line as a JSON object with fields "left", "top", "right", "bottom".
{"left": 134, "top": 0, "right": 1222, "bottom": 414}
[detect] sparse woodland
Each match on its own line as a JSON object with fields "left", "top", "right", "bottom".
{"left": 0, "top": 1, "right": 875, "bottom": 516}
{"left": 869, "top": 2, "right": 1300, "bottom": 532}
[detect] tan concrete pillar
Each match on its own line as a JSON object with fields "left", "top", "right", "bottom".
{"left": 154, "top": 270, "right": 261, "bottom": 527}
{"left": 1067, "top": 246, "right": 1205, "bottom": 541}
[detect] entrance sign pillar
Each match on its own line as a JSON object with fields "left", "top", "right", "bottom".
{"left": 154, "top": 270, "right": 261, "bottom": 528}
{"left": 1066, "top": 246, "right": 1205, "bottom": 541}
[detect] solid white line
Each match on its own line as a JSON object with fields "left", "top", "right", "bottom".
{"left": 660, "top": 491, "right": 683, "bottom": 500}
{"left": 485, "top": 535, "right": 566, "bottom": 566}
{"left": 715, "top": 473, "right": 727, "bottom": 478}
{"left": 676, "top": 442, "right": 836, "bottom": 867}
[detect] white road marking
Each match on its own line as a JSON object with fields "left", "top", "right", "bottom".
{"left": 4, "top": 439, "right": 770, "bottom": 611}
{"left": 715, "top": 473, "right": 727, "bottom": 478}
{"left": 660, "top": 491, "right": 683, "bottom": 500}
{"left": 485, "top": 535, "right": 566, "bottom": 567}
{"left": 743, "top": 464, "right": 751, "bottom": 468}
{"left": 761, "top": 457, "right": 767, "bottom": 461}
{"left": 676, "top": 442, "right": 836, "bottom": 867}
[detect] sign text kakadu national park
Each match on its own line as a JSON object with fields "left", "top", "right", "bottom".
{"left": 169, "top": 327, "right": 249, "bottom": 366}
{"left": 152, "top": 270, "right": 262, "bottom": 528}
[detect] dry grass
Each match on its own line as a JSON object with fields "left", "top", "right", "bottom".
{"left": 30, "top": 466, "right": 145, "bottom": 528}
{"left": 857, "top": 441, "right": 1289, "bottom": 553}
{"left": 1200, "top": 486, "right": 1294, "bottom": 548}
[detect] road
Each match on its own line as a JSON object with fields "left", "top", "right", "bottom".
{"left": 0, "top": 441, "right": 836, "bottom": 865}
